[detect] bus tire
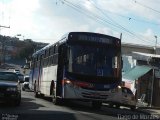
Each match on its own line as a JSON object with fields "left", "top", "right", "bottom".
{"left": 51, "top": 81, "right": 63, "bottom": 105}
{"left": 130, "top": 106, "right": 136, "bottom": 111}
{"left": 109, "top": 103, "right": 113, "bottom": 108}
{"left": 52, "top": 96, "right": 62, "bottom": 105}
{"left": 116, "top": 104, "right": 120, "bottom": 108}
{"left": 34, "top": 83, "right": 39, "bottom": 98}
{"left": 92, "top": 101, "right": 102, "bottom": 109}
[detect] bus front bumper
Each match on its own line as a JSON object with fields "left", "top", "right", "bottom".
{"left": 63, "top": 85, "right": 110, "bottom": 102}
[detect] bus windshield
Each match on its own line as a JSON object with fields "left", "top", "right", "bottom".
{"left": 67, "top": 45, "right": 119, "bottom": 77}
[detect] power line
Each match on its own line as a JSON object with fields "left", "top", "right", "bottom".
{"left": 61, "top": 0, "right": 122, "bottom": 34}
{"left": 0, "top": 25, "right": 10, "bottom": 28}
{"left": 89, "top": 0, "right": 160, "bottom": 46}
{"left": 0, "top": 0, "right": 11, "bottom": 35}
{"left": 61, "top": 0, "right": 157, "bottom": 45}
{"left": 133, "top": 0, "right": 160, "bottom": 14}
{"left": 102, "top": 9, "right": 160, "bottom": 26}
{"left": 87, "top": 0, "right": 135, "bottom": 36}
{"left": 87, "top": 0, "right": 160, "bottom": 45}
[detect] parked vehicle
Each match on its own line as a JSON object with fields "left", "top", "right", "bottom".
{"left": 0, "top": 71, "right": 22, "bottom": 106}
{"left": 107, "top": 86, "right": 136, "bottom": 110}
{"left": 14, "top": 69, "right": 20, "bottom": 74}
{"left": 23, "top": 65, "right": 30, "bottom": 69}
{"left": 16, "top": 73, "right": 24, "bottom": 81}
{"left": 22, "top": 76, "right": 30, "bottom": 91}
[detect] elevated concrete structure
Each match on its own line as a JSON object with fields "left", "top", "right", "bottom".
{"left": 122, "top": 43, "right": 158, "bottom": 55}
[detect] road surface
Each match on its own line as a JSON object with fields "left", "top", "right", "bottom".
{"left": 0, "top": 90, "right": 153, "bottom": 120}
{"left": 0, "top": 64, "right": 156, "bottom": 120}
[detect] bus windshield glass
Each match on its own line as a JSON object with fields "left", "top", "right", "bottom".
{"left": 67, "top": 45, "right": 120, "bottom": 77}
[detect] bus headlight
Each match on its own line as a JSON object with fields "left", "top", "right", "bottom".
{"left": 65, "top": 80, "right": 71, "bottom": 84}
{"left": 118, "top": 85, "right": 121, "bottom": 89}
{"left": 111, "top": 86, "right": 121, "bottom": 93}
{"left": 63, "top": 79, "right": 73, "bottom": 87}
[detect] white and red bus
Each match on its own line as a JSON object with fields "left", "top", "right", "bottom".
{"left": 29, "top": 32, "right": 122, "bottom": 108}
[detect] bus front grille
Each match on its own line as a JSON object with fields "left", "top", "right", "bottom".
{"left": 81, "top": 92, "right": 108, "bottom": 99}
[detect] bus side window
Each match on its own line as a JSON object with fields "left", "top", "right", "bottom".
{"left": 46, "top": 49, "right": 49, "bottom": 58}
{"left": 43, "top": 59, "right": 45, "bottom": 67}
{"left": 36, "top": 55, "right": 38, "bottom": 67}
{"left": 51, "top": 56, "right": 54, "bottom": 65}
{"left": 50, "top": 46, "right": 54, "bottom": 56}
{"left": 112, "top": 56, "right": 118, "bottom": 68}
{"left": 55, "top": 54, "right": 58, "bottom": 64}
{"left": 44, "top": 50, "right": 47, "bottom": 67}
{"left": 33, "top": 58, "right": 36, "bottom": 68}
{"left": 55, "top": 44, "right": 58, "bottom": 53}
{"left": 46, "top": 49, "right": 50, "bottom": 66}
{"left": 44, "top": 50, "right": 47, "bottom": 58}
{"left": 41, "top": 54, "right": 43, "bottom": 67}
{"left": 121, "top": 57, "right": 123, "bottom": 69}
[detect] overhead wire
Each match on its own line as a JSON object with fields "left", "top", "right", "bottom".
{"left": 0, "top": 0, "right": 11, "bottom": 34}
{"left": 133, "top": 0, "right": 160, "bottom": 14}
{"left": 60, "top": 0, "right": 157, "bottom": 45}
{"left": 87, "top": 0, "right": 160, "bottom": 45}
{"left": 61, "top": 0, "right": 123, "bottom": 35}
{"left": 101, "top": 9, "right": 160, "bottom": 26}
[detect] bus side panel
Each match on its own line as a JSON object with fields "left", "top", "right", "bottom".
{"left": 38, "top": 66, "right": 43, "bottom": 92}
{"left": 29, "top": 69, "right": 34, "bottom": 90}
{"left": 40, "top": 67, "right": 48, "bottom": 95}
{"left": 40, "top": 65, "right": 58, "bottom": 96}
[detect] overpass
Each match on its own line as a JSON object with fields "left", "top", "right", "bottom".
{"left": 121, "top": 43, "right": 159, "bottom": 55}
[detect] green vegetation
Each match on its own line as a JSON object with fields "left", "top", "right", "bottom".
{"left": 0, "top": 35, "right": 48, "bottom": 63}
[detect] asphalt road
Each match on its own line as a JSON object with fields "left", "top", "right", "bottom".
{"left": 0, "top": 90, "right": 153, "bottom": 120}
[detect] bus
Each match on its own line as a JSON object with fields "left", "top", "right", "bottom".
{"left": 29, "top": 32, "right": 122, "bottom": 108}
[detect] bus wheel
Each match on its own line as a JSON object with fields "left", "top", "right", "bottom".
{"left": 116, "top": 104, "right": 120, "bottom": 108}
{"left": 92, "top": 101, "right": 102, "bottom": 109}
{"left": 52, "top": 96, "right": 62, "bottom": 105}
{"left": 130, "top": 106, "right": 136, "bottom": 111}
{"left": 34, "top": 83, "right": 39, "bottom": 98}
{"left": 109, "top": 103, "right": 113, "bottom": 108}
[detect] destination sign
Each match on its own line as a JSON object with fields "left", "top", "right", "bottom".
{"left": 78, "top": 35, "right": 114, "bottom": 44}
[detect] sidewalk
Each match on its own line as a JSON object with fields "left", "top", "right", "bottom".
{"left": 137, "top": 101, "right": 160, "bottom": 114}
{"left": 139, "top": 106, "right": 160, "bottom": 113}
{"left": 138, "top": 107, "right": 160, "bottom": 119}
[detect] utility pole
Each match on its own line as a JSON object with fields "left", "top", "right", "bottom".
{"left": 150, "top": 36, "right": 158, "bottom": 107}
{"left": 0, "top": 25, "right": 10, "bottom": 29}
{"left": 0, "top": 25, "right": 10, "bottom": 64}
{"left": 154, "top": 35, "right": 157, "bottom": 54}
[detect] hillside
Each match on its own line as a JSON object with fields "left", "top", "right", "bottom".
{"left": 0, "top": 35, "right": 48, "bottom": 65}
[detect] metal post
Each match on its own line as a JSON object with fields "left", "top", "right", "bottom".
{"left": 150, "top": 68, "right": 155, "bottom": 107}
{"left": 120, "top": 33, "right": 122, "bottom": 40}
{"left": 154, "top": 36, "right": 157, "bottom": 54}
{"left": 0, "top": 25, "right": 10, "bottom": 64}
{"left": 150, "top": 36, "right": 158, "bottom": 107}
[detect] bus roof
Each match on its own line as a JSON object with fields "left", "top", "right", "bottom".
{"left": 33, "top": 32, "right": 120, "bottom": 57}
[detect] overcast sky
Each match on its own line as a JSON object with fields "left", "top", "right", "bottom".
{"left": 0, "top": 0, "right": 160, "bottom": 46}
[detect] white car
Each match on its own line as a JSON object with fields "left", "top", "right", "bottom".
{"left": 22, "top": 76, "right": 30, "bottom": 91}
{"left": 14, "top": 69, "right": 20, "bottom": 74}
{"left": 108, "top": 86, "right": 136, "bottom": 110}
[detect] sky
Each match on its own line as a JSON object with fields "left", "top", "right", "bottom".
{"left": 0, "top": 0, "right": 160, "bottom": 46}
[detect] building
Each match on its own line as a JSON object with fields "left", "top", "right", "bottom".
{"left": 123, "top": 52, "right": 160, "bottom": 107}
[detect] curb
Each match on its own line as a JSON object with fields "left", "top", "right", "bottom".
{"left": 137, "top": 108, "right": 160, "bottom": 116}
{"left": 138, "top": 107, "right": 160, "bottom": 110}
